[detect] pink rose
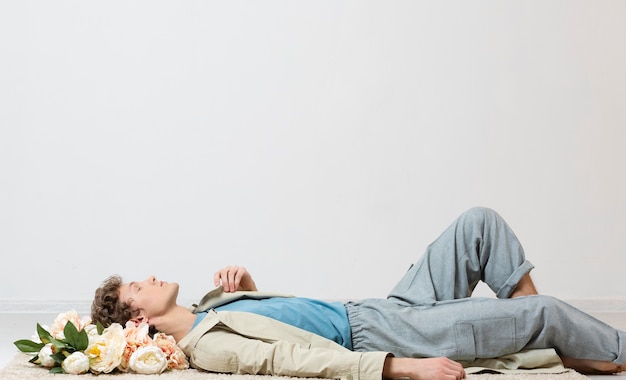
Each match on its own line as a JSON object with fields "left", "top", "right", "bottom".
{"left": 153, "top": 333, "right": 189, "bottom": 370}
{"left": 50, "top": 310, "right": 91, "bottom": 339}
{"left": 119, "top": 322, "right": 152, "bottom": 371}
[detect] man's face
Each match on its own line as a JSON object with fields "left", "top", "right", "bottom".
{"left": 119, "top": 275, "right": 179, "bottom": 323}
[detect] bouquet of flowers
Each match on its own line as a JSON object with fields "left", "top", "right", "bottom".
{"left": 14, "top": 310, "right": 189, "bottom": 375}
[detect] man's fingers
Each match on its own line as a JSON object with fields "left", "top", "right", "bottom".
{"left": 214, "top": 266, "right": 244, "bottom": 292}
{"left": 227, "top": 266, "right": 240, "bottom": 292}
{"left": 213, "top": 270, "right": 222, "bottom": 288}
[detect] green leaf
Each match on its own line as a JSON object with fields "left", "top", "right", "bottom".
{"left": 96, "top": 321, "right": 105, "bottom": 335}
{"left": 36, "top": 323, "right": 53, "bottom": 344}
{"left": 50, "top": 366, "right": 65, "bottom": 374}
{"left": 64, "top": 321, "right": 79, "bottom": 341}
{"left": 14, "top": 339, "right": 44, "bottom": 353}
{"left": 76, "top": 330, "right": 89, "bottom": 351}
{"left": 46, "top": 335, "right": 68, "bottom": 353}
{"left": 51, "top": 352, "right": 66, "bottom": 364}
{"left": 28, "top": 355, "right": 40, "bottom": 364}
{"left": 63, "top": 321, "right": 89, "bottom": 351}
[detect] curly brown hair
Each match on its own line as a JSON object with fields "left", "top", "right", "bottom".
{"left": 91, "top": 275, "right": 137, "bottom": 327}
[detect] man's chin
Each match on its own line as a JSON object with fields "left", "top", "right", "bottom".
{"left": 170, "top": 282, "right": 180, "bottom": 296}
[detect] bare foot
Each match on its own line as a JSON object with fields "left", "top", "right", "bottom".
{"left": 561, "top": 356, "right": 625, "bottom": 375}
{"left": 510, "top": 273, "right": 538, "bottom": 298}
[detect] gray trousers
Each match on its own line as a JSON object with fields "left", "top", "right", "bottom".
{"left": 345, "top": 207, "right": 626, "bottom": 364}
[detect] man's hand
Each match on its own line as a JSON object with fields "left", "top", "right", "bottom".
{"left": 214, "top": 265, "right": 258, "bottom": 292}
{"left": 383, "top": 357, "right": 466, "bottom": 380}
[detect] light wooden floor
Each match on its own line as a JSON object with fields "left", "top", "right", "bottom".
{"left": 2, "top": 309, "right": 626, "bottom": 378}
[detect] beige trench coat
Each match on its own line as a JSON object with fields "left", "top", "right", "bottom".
{"left": 177, "top": 288, "right": 389, "bottom": 380}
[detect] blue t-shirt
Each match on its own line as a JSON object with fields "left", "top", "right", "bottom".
{"left": 192, "top": 297, "right": 352, "bottom": 349}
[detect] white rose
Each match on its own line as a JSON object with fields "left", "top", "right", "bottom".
{"left": 62, "top": 351, "right": 90, "bottom": 374}
{"left": 86, "top": 323, "right": 126, "bottom": 373}
{"left": 129, "top": 345, "right": 168, "bottom": 374}
{"left": 79, "top": 315, "right": 92, "bottom": 330}
{"left": 38, "top": 343, "right": 56, "bottom": 368}
{"left": 84, "top": 324, "right": 99, "bottom": 339}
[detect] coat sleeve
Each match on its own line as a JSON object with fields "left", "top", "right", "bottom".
{"left": 188, "top": 327, "right": 389, "bottom": 380}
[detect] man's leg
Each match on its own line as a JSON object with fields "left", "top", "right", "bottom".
{"left": 348, "top": 295, "right": 626, "bottom": 372}
{"left": 387, "top": 207, "right": 535, "bottom": 305}
{"left": 510, "top": 273, "right": 538, "bottom": 298}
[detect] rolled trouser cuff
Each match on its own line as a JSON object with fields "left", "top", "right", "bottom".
{"left": 495, "top": 260, "right": 535, "bottom": 299}
{"left": 615, "top": 330, "right": 626, "bottom": 365}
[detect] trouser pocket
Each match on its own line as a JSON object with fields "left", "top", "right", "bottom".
{"left": 454, "top": 317, "right": 516, "bottom": 361}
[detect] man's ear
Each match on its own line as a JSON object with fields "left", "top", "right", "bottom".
{"left": 129, "top": 315, "right": 149, "bottom": 327}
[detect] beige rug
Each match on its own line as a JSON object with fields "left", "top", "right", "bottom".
{"left": 0, "top": 353, "right": 589, "bottom": 379}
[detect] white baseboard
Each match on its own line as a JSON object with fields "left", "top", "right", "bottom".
{"left": 0, "top": 301, "right": 92, "bottom": 314}
{"left": 563, "top": 298, "right": 626, "bottom": 313}
{"left": 0, "top": 299, "right": 198, "bottom": 314}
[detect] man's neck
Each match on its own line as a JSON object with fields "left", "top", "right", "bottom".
{"left": 154, "top": 304, "right": 198, "bottom": 342}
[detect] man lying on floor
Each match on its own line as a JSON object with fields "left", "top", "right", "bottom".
{"left": 91, "top": 207, "right": 626, "bottom": 380}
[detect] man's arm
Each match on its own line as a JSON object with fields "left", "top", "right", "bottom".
{"left": 214, "top": 265, "right": 258, "bottom": 292}
{"left": 189, "top": 327, "right": 388, "bottom": 380}
{"left": 186, "top": 315, "right": 464, "bottom": 380}
{"left": 383, "top": 357, "right": 466, "bottom": 380}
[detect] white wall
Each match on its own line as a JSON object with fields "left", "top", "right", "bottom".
{"left": 1, "top": 1, "right": 625, "bottom": 311}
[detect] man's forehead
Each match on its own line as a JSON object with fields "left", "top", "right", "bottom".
{"left": 118, "top": 282, "right": 134, "bottom": 303}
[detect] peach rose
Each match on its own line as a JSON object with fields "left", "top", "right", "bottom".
{"left": 153, "top": 332, "right": 189, "bottom": 370}
{"left": 50, "top": 310, "right": 91, "bottom": 339}
{"left": 119, "top": 321, "right": 153, "bottom": 371}
{"left": 50, "top": 310, "right": 80, "bottom": 331}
